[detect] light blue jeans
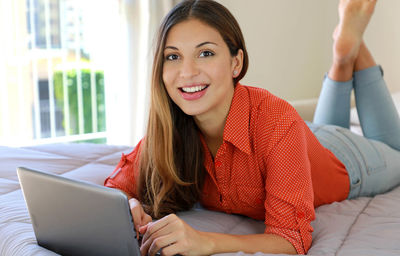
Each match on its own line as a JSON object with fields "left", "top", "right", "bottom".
{"left": 309, "top": 65, "right": 400, "bottom": 199}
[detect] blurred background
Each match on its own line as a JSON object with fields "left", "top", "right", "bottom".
{"left": 0, "top": 0, "right": 399, "bottom": 147}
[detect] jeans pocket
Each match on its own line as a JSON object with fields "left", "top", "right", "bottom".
{"left": 336, "top": 128, "right": 387, "bottom": 175}
{"left": 312, "top": 125, "right": 359, "bottom": 184}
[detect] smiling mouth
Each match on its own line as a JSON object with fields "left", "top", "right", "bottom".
{"left": 180, "top": 84, "right": 209, "bottom": 93}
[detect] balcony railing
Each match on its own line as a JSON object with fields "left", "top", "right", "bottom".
{"left": 0, "top": 0, "right": 108, "bottom": 146}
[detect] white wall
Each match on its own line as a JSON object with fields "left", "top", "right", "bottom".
{"left": 217, "top": 0, "right": 400, "bottom": 101}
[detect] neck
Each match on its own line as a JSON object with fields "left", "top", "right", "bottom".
{"left": 196, "top": 114, "right": 226, "bottom": 158}
{"left": 194, "top": 88, "right": 234, "bottom": 156}
{"left": 196, "top": 113, "right": 226, "bottom": 143}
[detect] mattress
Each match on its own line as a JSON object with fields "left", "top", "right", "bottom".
{"left": 1, "top": 143, "right": 400, "bottom": 256}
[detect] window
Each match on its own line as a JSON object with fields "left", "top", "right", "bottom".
{"left": 0, "top": 0, "right": 121, "bottom": 146}
{"left": 1, "top": 0, "right": 173, "bottom": 147}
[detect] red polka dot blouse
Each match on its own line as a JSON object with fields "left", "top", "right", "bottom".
{"left": 105, "top": 83, "right": 350, "bottom": 254}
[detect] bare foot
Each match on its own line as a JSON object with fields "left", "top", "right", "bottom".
{"left": 333, "top": 0, "right": 377, "bottom": 65}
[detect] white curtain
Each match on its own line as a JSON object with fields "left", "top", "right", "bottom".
{"left": 106, "top": 0, "right": 175, "bottom": 146}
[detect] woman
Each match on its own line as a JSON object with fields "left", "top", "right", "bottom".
{"left": 105, "top": 0, "right": 400, "bottom": 255}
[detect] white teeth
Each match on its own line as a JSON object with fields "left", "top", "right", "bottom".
{"left": 182, "top": 85, "right": 207, "bottom": 93}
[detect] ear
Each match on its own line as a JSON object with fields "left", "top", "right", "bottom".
{"left": 231, "top": 49, "right": 244, "bottom": 78}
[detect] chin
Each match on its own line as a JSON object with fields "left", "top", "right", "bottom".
{"left": 181, "top": 110, "right": 201, "bottom": 117}
{"left": 179, "top": 107, "right": 205, "bottom": 117}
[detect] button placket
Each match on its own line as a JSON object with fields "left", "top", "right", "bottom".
{"left": 214, "top": 157, "right": 225, "bottom": 208}
{"left": 214, "top": 144, "right": 228, "bottom": 184}
{"left": 214, "top": 142, "right": 230, "bottom": 210}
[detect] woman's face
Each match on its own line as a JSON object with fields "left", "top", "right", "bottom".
{"left": 162, "top": 18, "right": 242, "bottom": 120}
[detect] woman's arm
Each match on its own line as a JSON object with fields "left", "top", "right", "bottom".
{"left": 204, "top": 232, "right": 296, "bottom": 255}
{"left": 104, "top": 140, "right": 143, "bottom": 196}
{"left": 139, "top": 214, "right": 296, "bottom": 255}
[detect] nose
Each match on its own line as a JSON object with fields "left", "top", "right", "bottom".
{"left": 179, "top": 58, "right": 199, "bottom": 79}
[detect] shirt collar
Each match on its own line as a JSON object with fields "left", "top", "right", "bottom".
{"left": 223, "top": 83, "right": 251, "bottom": 155}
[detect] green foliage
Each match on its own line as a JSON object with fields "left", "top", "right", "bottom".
{"left": 53, "top": 66, "right": 106, "bottom": 138}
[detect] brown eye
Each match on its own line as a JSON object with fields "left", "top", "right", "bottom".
{"left": 166, "top": 54, "right": 179, "bottom": 61}
{"left": 199, "top": 50, "right": 214, "bottom": 57}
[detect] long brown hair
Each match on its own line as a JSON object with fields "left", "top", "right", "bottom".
{"left": 138, "top": 0, "right": 249, "bottom": 218}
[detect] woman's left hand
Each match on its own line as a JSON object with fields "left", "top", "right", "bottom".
{"left": 139, "top": 213, "right": 213, "bottom": 256}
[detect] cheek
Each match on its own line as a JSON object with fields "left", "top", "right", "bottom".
{"left": 162, "top": 64, "right": 178, "bottom": 88}
{"left": 208, "top": 59, "right": 233, "bottom": 82}
{"left": 162, "top": 66, "right": 176, "bottom": 99}
{"left": 162, "top": 66, "right": 170, "bottom": 86}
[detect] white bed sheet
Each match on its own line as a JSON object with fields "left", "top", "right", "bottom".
{"left": 1, "top": 143, "right": 400, "bottom": 256}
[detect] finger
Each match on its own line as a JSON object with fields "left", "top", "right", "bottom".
{"left": 142, "top": 222, "right": 170, "bottom": 247}
{"left": 129, "top": 199, "right": 142, "bottom": 230}
{"left": 139, "top": 223, "right": 149, "bottom": 234}
{"left": 160, "top": 242, "right": 182, "bottom": 256}
{"left": 141, "top": 218, "right": 178, "bottom": 254}
{"left": 148, "top": 233, "right": 178, "bottom": 256}
{"left": 140, "top": 233, "right": 153, "bottom": 256}
{"left": 142, "top": 213, "right": 152, "bottom": 225}
{"left": 131, "top": 209, "right": 142, "bottom": 231}
{"left": 139, "top": 216, "right": 152, "bottom": 235}
{"left": 141, "top": 215, "right": 174, "bottom": 244}
{"left": 139, "top": 213, "right": 152, "bottom": 231}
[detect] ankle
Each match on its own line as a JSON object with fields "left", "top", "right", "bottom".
{"left": 328, "top": 61, "right": 355, "bottom": 82}
{"left": 332, "top": 35, "right": 361, "bottom": 65}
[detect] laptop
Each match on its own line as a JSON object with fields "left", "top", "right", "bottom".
{"left": 17, "top": 167, "right": 141, "bottom": 256}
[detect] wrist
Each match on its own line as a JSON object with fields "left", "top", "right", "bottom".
{"left": 198, "top": 231, "right": 216, "bottom": 255}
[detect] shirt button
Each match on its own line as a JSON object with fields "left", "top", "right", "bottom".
{"left": 256, "top": 198, "right": 263, "bottom": 204}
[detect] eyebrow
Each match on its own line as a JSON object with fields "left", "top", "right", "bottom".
{"left": 164, "top": 41, "right": 218, "bottom": 51}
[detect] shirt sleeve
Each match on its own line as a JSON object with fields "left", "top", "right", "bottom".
{"left": 263, "top": 113, "right": 315, "bottom": 254}
{"left": 104, "top": 140, "right": 143, "bottom": 198}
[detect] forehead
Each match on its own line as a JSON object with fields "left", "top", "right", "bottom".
{"left": 165, "top": 19, "right": 225, "bottom": 48}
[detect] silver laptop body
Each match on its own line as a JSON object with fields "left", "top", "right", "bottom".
{"left": 17, "top": 167, "right": 141, "bottom": 256}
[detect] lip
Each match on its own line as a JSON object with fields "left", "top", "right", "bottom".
{"left": 179, "top": 83, "right": 209, "bottom": 101}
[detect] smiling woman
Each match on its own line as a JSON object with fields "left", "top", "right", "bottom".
{"left": 104, "top": 0, "right": 400, "bottom": 255}
{"left": 138, "top": 0, "right": 249, "bottom": 220}
{"left": 105, "top": 0, "right": 300, "bottom": 254}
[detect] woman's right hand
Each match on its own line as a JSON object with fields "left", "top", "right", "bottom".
{"left": 128, "top": 198, "right": 152, "bottom": 235}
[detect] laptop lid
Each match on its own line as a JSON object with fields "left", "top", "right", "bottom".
{"left": 17, "top": 167, "right": 141, "bottom": 256}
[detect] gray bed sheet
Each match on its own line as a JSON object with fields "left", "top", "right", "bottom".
{"left": 1, "top": 143, "right": 400, "bottom": 256}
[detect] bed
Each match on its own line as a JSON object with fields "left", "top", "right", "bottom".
{"left": 1, "top": 92, "right": 400, "bottom": 256}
